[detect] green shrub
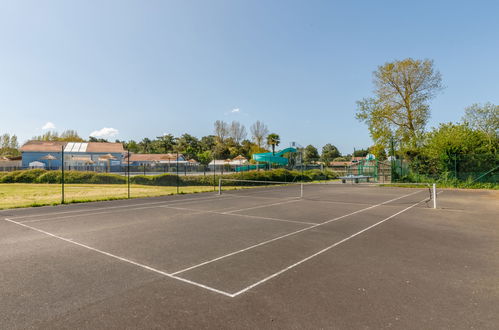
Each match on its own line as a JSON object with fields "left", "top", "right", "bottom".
{"left": 90, "top": 173, "right": 126, "bottom": 184}
{"left": 13, "top": 169, "right": 47, "bottom": 182}
{"left": 130, "top": 175, "right": 153, "bottom": 185}
{"left": 36, "top": 171, "right": 62, "bottom": 183}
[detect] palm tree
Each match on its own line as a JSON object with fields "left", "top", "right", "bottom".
{"left": 266, "top": 133, "right": 280, "bottom": 155}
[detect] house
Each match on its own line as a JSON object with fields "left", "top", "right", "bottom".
{"left": 20, "top": 141, "right": 125, "bottom": 171}
{"left": 0, "top": 156, "right": 22, "bottom": 170}
{"left": 123, "top": 153, "right": 187, "bottom": 166}
{"left": 208, "top": 155, "right": 249, "bottom": 170}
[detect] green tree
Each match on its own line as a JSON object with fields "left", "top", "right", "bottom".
{"left": 321, "top": 144, "right": 340, "bottom": 164}
{"left": 303, "top": 145, "right": 320, "bottom": 163}
{"left": 266, "top": 133, "right": 280, "bottom": 155}
{"left": 155, "top": 134, "right": 176, "bottom": 154}
{"left": 353, "top": 148, "right": 369, "bottom": 157}
{"left": 139, "top": 138, "right": 152, "bottom": 153}
{"left": 176, "top": 133, "right": 200, "bottom": 159}
{"left": 418, "top": 123, "right": 496, "bottom": 176}
{"left": 462, "top": 102, "right": 499, "bottom": 151}
{"left": 0, "top": 133, "right": 20, "bottom": 156}
{"left": 124, "top": 140, "right": 139, "bottom": 153}
{"left": 356, "top": 58, "right": 443, "bottom": 149}
{"left": 199, "top": 135, "right": 216, "bottom": 152}
{"left": 197, "top": 150, "right": 213, "bottom": 165}
{"left": 60, "top": 130, "right": 84, "bottom": 142}
{"left": 369, "top": 144, "right": 387, "bottom": 160}
{"left": 89, "top": 137, "right": 109, "bottom": 142}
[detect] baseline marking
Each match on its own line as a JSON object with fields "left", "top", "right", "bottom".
{"left": 230, "top": 194, "right": 431, "bottom": 297}
{"left": 3, "top": 217, "right": 234, "bottom": 298}
{"left": 171, "top": 189, "right": 422, "bottom": 275}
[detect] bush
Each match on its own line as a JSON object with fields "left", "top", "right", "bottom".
{"left": 0, "top": 168, "right": 339, "bottom": 186}
{"left": 36, "top": 171, "right": 62, "bottom": 183}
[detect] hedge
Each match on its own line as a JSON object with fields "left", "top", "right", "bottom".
{"left": 0, "top": 169, "right": 338, "bottom": 186}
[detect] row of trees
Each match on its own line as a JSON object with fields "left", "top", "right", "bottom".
{"left": 3, "top": 121, "right": 353, "bottom": 166}
{"left": 355, "top": 57, "right": 498, "bottom": 178}
{"left": 0, "top": 134, "right": 20, "bottom": 157}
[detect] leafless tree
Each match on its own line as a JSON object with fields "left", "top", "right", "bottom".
{"left": 229, "top": 121, "right": 247, "bottom": 144}
{"left": 250, "top": 120, "right": 269, "bottom": 148}
{"left": 214, "top": 120, "right": 229, "bottom": 143}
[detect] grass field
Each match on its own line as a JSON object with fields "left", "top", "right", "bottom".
{"left": 0, "top": 183, "right": 219, "bottom": 209}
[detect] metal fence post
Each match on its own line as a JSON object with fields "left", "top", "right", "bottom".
{"left": 127, "top": 150, "right": 130, "bottom": 199}
{"left": 61, "top": 145, "right": 65, "bottom": 204}
{"left": 433, "top": 183, "right": 437, "bottom": 209}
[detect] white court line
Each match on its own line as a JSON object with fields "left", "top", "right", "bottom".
{"left": 159, "top": 205, "right": 317, "bottom": 226}
{"left": 220, "top": 198, "right": 300, "bottom": 215}
{"left": 21, "top": 196, "right": 306, "bottom": 225}
{"left": 171, "top": 189, "right": 422, "bottom": 275}
{"left": 230, "top": 194, "right": 432, "bottom": 297}
{"left": 6, "top": 194, "right": 228, "bottom": 220}
{"left": 2, "top": 217, "right": 234, "bottom": 298}
{"left": 17, "top": 195, "right": 238, "bottom": 223}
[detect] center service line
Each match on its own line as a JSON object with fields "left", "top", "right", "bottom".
{"left": 230, "top": 194, "right": 431, "bottom": 297}
{"left": 171, "top": 189, "right": 422, "bottom": 275}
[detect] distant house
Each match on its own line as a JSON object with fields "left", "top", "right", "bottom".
{"left": 0, "top": 156, "right": 21, "bottom": 170}
{"left": 123, "top": 153, "right": 187, "bottom": 166}
{"left": 208, "top": 155, "right": 248, "bottom": 170}
{"left": 20, "top": 141, "right": 124, "bottom": 171}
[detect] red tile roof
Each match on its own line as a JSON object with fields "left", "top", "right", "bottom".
{"left": 20, "top": 141, "right": 124, "bottom": 153}
{"left": 125, "top": 153, "right": 183, "bottom": 162}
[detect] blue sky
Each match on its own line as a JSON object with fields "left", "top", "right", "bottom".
{"left": 1, "top": 0, "right": 498, "bottom": 154}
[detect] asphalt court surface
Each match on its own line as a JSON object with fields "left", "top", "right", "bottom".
{"left": 1, "top": 184, "right": 498, "bottom": 329}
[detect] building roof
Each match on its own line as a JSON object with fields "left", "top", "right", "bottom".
{"left": 232, "top": 155, "right": 247, "bottom": 161}
{"left": 20, "top": 141, "right": 124, "bottom": 153}
{"left": 20, "top": 141, "right": 66, "bottom": 152}
{"left": 125, "top": 153, "right": 184, "bottom": 162}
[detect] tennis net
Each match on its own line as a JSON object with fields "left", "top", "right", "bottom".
{"left": 218, "top": 179, "right": 438, "bottom": 208}
{"left": 218, "top": 179, "right": 303, "bottom": 199}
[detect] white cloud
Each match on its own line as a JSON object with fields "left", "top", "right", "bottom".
{"left": 231, "top": 108, "right": 240, "bottom": 113}
{"left": 42, "top": 122, "right": 56, "bottom": 130}
{"left": 89, "top": 127, "right": 119, "bottom": 138}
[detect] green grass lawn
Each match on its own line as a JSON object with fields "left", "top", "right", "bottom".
{"left": 0, "top": 183, "right": 219, "bottom": 209}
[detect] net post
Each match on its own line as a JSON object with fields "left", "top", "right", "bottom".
{"left": 432, "top": 183, "right": 437, "bottom": 209}
{"left": 218, "top": 178, "right": 222, "bottom": 195}
{"left": 300, "top": 183, "right": 303, "bottom": 198}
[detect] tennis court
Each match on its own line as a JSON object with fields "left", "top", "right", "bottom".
{"left": 1, "top": 183, "right": 498, "bottom": 328}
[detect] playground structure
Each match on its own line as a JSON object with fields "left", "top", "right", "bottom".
{"left": 345, "top": 158, "right": 391, "bottom": 183}
{"left": 235, "top": 147, "right": 298, "bottom": 172}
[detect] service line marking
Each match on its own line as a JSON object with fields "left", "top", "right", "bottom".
{"left": 230, "top": 194, "right": 432, "bottom": 297}
{"left": 159, "top": 205, "right": 317, "bottom": 226}
{"left": 171, "top": 189, "right": 422, "bottom": 275}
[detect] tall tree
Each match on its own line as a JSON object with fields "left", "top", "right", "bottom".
{"left": 156, "top": 134, "right": 176, "bottom": 153}
{"left": 139, "top": 138, "right": 152, "bottom": 153}
{"left": 462, "top": 102, "right": 499, "bottom": 150}
{"left": 303, "top": 145, "right": 320, "bottom": 163}
{"left": 214, "top": 120, "right": 229, "bottom": 143}
{"left": 321, "top": 144, "right": 340, "bottom": 164}
{"left": 250, "top": 121, "right": 269, "bottom": 148}
{"left": 266, "top": 133, "right": 280, "bottom": 155}
{"left": 60, "top": 130, "right": 84, "bottom": 142}
{"left": 199, "top": 135, "right": 216, "bottom": 152}
{"left": 356, "top": 58, "right": 443, "bottom": 149}
{"left": 229, "top": 121, "right": 247, "bottom": 145}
